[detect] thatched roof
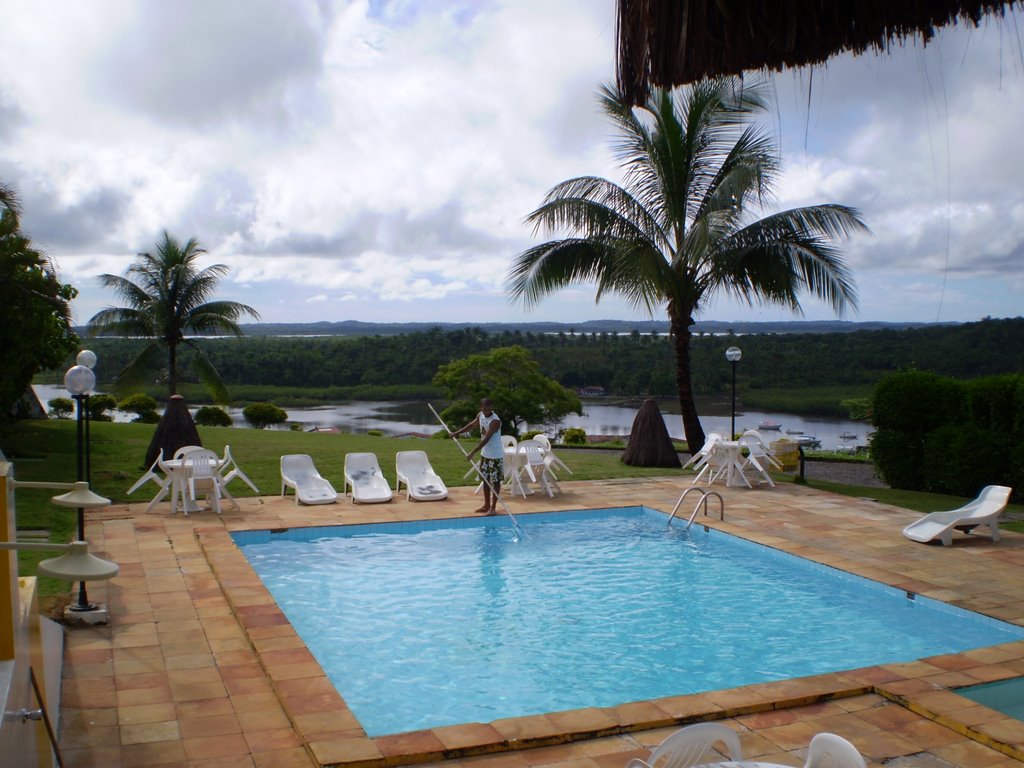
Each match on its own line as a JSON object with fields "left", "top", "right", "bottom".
{"left": 616, "top": 0, "right": 1021, "bottom": 104}
{"left": 622, "top": 399, "right": 682, "bottom": 468}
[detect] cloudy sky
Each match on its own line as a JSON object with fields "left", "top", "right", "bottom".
{"left": 1, "top": 1, "right": 1022, "bottom": 327}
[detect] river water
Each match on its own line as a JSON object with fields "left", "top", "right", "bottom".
{"left": 34, "top": 386, "right": 870, "bottom": 450}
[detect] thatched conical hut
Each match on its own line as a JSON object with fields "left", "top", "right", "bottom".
{"left": 144, "top": 395, "right": 202, "bottom": 468}
{"left": 622, "top": 398, "right": 682, "bottom": 467}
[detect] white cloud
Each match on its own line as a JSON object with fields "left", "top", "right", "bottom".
{"left": 0, "top": 2, "right": 1021, "bottom": 327}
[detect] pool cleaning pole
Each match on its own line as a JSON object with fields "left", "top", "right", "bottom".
{"left": 427, "top": 403, "right": 525, "bottom": 538}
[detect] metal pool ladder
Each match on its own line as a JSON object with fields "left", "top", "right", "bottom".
{"left": 666, "top": 487, "right": 724, "bottom": 530}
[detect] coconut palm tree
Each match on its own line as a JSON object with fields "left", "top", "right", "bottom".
{"left": 88, "top": 231, "right": 259, "bottom": 403}
{"left": 508, "top": 79, "right": 869, "bottom": 451}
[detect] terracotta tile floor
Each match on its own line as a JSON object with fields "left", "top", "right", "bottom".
{"left": 57, "top": 477, "right": 1024, "bottom": 767}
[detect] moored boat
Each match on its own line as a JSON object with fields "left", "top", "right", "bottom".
{"left": 758, "top": 420, "right": 782, "bottom": 430}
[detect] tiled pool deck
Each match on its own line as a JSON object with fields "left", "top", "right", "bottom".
{"left": 58, "top": 478, "right": 1024, "bottom": 767}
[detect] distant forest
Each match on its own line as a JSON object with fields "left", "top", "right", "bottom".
{"left": 74, "top": 317, "right": 1023, "bottom": 404}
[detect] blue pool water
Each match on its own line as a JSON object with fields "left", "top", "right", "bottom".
{"left": 234, "top": 507, "right": 1024, "bottom": 737}
{"left": 958, "top": 677, "right": 1024, "bottom": 720}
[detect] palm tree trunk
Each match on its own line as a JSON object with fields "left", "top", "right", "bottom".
{"left": 669, "top": 312, "right": 706, "bottom": 453}
{"left": 168, "top": 342, "right": 177, "bottom": 396}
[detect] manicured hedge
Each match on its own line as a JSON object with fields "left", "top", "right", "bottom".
{"left": 870, "top": 371, "right": 1023, "bottom": 500}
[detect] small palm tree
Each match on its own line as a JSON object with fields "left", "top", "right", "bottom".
{"left": 509, "top": 79, "right": 869, "bottom": 451}
{"left": 88, "top": 231, "right": 259, "bottom": 403}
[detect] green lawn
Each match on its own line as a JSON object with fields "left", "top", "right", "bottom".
{"left": 3, "top": 419, "right": 1020, "bottom": 595}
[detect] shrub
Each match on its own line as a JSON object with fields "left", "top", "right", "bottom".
{"left": 47, "top": 397, "right": 74, "bottom": 419}
{"left": 366, "top": 429, "right": 384, "bottom": 437}
{"left": 872, "top": 371, "right": 962, "bottom": 433}
{"left": 521, "top": 430, "right": 543, "bottom": 440}
{"left": 118, "top": 393, "right": 159, "bottom": 423}
{"left": 563, "top": 427, "right": 587, "bottom": 445}
{"left": 922, "top": 424, "right": 1012, "bottom": 497}
{"left": 962, "top": 375, "right": 1019, "bottom": 433}
{"left": 242, "top": 402, "right": 287, "bottom": 429}
{"left": 868, "top": 429, "right": 923, "bottom": 490}
{"left": 195, "top": 405, "right": 233, "bottom": 427}
{"left": 88, "top": 393, "right": 118, "bottom": 422}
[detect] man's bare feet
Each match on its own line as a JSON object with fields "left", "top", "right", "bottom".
{"left": 474, "top": 505, "right": 490, "bottom": 514}
{"left": 485, "top": 507, "right": 498, "bottom": 516}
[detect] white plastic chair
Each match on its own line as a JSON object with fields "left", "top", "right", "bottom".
{"left": 344, "top": 452, "right": 393, "bottom": 504}
{"left": 280, "top": 454, "right": 337, "bottom": 505}
{"left": 500, "top": 434, "right": 518, "bottom": 450}
{"left": 156, "top": 454, "right": 189, "bottom": 514}
{"left": 626, "top": 722, "right": 742, "bottom": 768}
{"left": 803, "top": 733, "right": 867, "bottom": 768}
{"left": 741, "top": 430, "right": 783, "bottom": 469}
{"left": 518, "top": 439, "right": 559, "bottom": 497}
{"left": 738, "top": 434, "right": 776, "bottom": 487}
{"left": 128, "top": 456, "right": 173, "bottom": 512}
{"left": 173, "top": 445, "right": 204, "bottom": 460}
{"left": 534, "top": 434, "right": 573, "bottom": 477}
{"left": 185, "top": 448, "right": 236, "bottom": 514}
{"left": 395, "top": 450, "right": 448, "bottom": 501}
{"left": 683, "top": 432, "right": 722, "bottom": 471}
{"left": 220, "top": 445, "right": 259, "bottom": 492}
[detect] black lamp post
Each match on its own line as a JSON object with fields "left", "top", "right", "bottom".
{"left": 63, "top": 350, "right": 97, "bottom": 611}
{"left": 725, "top": 346, "right": 741, "bottom": 438}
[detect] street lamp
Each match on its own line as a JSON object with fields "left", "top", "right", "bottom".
{"left": 63, "top": 352, "right": 98, "bottom": 611}
{"left": 725, "top": 346, "right": 742, "bottom": 438}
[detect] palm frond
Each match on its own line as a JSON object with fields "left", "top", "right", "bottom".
{"left": 185, "top": 340, "right": 231, "bottom": 404}
{"left": 109, "top": 341, "right": 166, "bottom": 392}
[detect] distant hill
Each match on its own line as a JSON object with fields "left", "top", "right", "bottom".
{"left": 218, "top": 318, "right": 950, "bottom": 337}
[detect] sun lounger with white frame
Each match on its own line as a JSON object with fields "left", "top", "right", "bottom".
{"left": 902, "top": 485, "right": 1012, "bottom": 546}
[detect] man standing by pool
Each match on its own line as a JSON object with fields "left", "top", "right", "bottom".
{"left": 452, "top": 398, "right": 504, "bottom": 515}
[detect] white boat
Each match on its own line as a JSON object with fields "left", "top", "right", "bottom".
{"left": 758, "top": 420, "right": 782, "bottom": 430}
{"left": 794, "top": 435, "right": 821, "bottom": 448}
{"left": 839, "top": 432, "right": 858, "bottom": 440}
{"left": 785, "top": 428, "right": 804, "bottom": 435}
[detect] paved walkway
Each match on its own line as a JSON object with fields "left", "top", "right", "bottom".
{"left": 58, "top": 478, "right": 1024, "bottom": 767}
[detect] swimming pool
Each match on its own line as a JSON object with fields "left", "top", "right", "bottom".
{"left": 234, "top": 507, "right": 1024, "bottom": 737}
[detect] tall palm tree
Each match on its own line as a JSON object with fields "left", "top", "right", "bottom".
{"left": 509, "top": 79, "right": 870, "bottom": 452}
{"left": 88, "top": 231, "right": 259, "bottom": 403}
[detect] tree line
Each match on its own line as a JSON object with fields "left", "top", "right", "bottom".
{"left": 71, "top": 316, "right": 1023, "bottom": 403}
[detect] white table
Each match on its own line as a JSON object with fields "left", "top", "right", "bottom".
{"left": 160, "top": 457, "right": 227, "bottom": 514}
{"left": 711, "top": 441, "right": 751, "bottom": 488}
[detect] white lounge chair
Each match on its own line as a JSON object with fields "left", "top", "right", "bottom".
{"left": 395, "top": 450, "right": 448, "bottom": 501}
{"left": 344, "top": 452, "right": 393, "bottom": 504}
{"left": 281, "top": 454, "right": 338, "bottom": 505}
{"left": 803, "top": 733, "right": 867, "bottom": 768}
{"left": 902, "top": 485, "right": 1012, "bottom": 546}
{"left": 626, "top": 722, "right": 742, "bottom": 768}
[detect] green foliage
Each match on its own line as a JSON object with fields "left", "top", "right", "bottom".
{"left": 87, "top": 231, "right": 258, "bottom": 403}
{"left": 508, "top": 78, "right": 865, "bottom": 452}
{"left": 68, "top": 318, "right": 1024, "bottom": 413}
{"left": 242, "top": 402, "right": 288, "bottom": 429}
{"left": 563, "top": 427, "right": 587, "bottom": 445}
{"left": 118, "top": 393, "right": 159, "bottom": 423}
{"left": 366, "top": 429, "right": 384, "bottom": 437}
{"left": 870, "top": 370, "right": 1023, "bottom": 499}
{"left": 867, "top": 429, "right": 923, "bottom": 490}
{"left": 840, "top": 397, "right": 871, "bottom": 421}
{"left": 433, "top": 346, "right": 582, "bottom": 435}
{"left": 872, "top": 370, "right": 962, "bottom": 433}
{"left": 922, "top": 424, "right": 1012, "bottom": 497}
{"left": 88, "top": 393, "right": 118, "bottom": 422}
{"left": 47, "top": 397, "right": 73, "bottom": 419}
{"left": 0, "top": 201, "right": 78, "bottom": 426}
{"left": 194, "top": 405, "right": 232, "bottom": 427}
